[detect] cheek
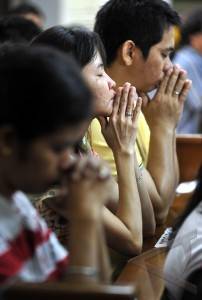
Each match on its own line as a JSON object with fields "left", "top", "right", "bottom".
{"left": 149, "top": 60, "right": 164, "bottom": 80}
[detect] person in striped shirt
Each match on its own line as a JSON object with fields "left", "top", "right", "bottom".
{"left": 0, "top": 44, "right": 112, "bottom": 285}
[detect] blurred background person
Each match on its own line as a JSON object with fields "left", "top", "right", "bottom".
{"left": 8, "top": 2, "right": 45, "bottom": 28}
{"left": 173, "top": 8, "right": 202, "bottom": 133}
{"left": 0, "top": 15, "right": 41, "bottom": 44}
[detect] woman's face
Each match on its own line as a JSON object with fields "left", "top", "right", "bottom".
{"left": 82, "top": 51, "right": 116, "bottom": 117}
{"left": 0, "top": 122, "right": 88, "bottom": 196}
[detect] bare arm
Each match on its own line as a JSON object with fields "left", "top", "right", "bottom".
{"left": 98, "top": 84, "right": 143, "bottom": 255}
{"left": 60, "top": 157, "right": 112, "bottom": 283}
{"left": 141, "top": 66, "right": 192, "bottom": 223}
{"left": 133, "top": 154, "right": 156, "bottom": 236}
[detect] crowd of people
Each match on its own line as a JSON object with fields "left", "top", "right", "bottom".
{"left": 0, "top": 0, "right": 201, "bottom": 299}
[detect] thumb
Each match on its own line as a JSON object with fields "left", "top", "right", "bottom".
{"left": 97, "top": 116, "right": 108, "bottom": 130}
{"left": 139, "top": 92, "right": 150, "bottom": 108}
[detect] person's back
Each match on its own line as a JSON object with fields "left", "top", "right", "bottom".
{"left": 163, "top": 167, "right": 202, "bottom": 299}
{"left": 173, "top": 9, "right": 202, "bottom": 133}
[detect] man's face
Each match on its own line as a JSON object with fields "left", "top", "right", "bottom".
{"left": 132, "top": 27, "right": 174, "bottom": 93}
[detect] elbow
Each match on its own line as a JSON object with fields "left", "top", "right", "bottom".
{"left": 127, "top": 238, "right": 143, "bottom": 257}
{"left": 155, "top": 210, "right": 169, "bottom": 225}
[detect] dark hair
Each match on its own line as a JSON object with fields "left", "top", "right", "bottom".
{"left": 170, "top": 166, "right": 202, "bottom": 244}
{"left": 0, "top": 44, "right": 92, "bottom": 142}
{"left": 8, "top": 3, "right": 44, "bottom": 19}
{"left": 94, "top": 0, "right": 180, "bottom": 66}
{"left": 0, "top": 15, "right": 41, "bottom": 44}
{"left": 181, "top": 8, "right": 202, "bottom": 46}
{"left": 32, "top": 25, "right": 106, "bottom": 67}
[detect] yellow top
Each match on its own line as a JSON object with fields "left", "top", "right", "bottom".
{"left": 89, "top": 111, "right": 150, "bottom": 176}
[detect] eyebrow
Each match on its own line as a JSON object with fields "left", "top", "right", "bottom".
{"left": 97, "top": 63, "right": 104, "bottom": 69}
{"left": 163, "top": 47, "right": 175, "bottom": 53}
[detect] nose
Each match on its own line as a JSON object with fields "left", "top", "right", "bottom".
{"left": 106, "top": 73, "right": 116, "bottom": 90}
{"left": 59, "top": 148, "right": 77, "bottom": 170}
{"left": 164, "top": 56, "right": 173, "bottom": 73}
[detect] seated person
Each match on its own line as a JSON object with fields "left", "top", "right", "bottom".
{"left": 0, "top": 44, "right": 112, "bottom": 285}
{"left": 0, "top": 15, "right": 41, "bottom": 44}
{"left": 8, "top": 2, "right": 45, "bottom": 29}
{"left": 163, "top": 166, "right": 202, "bottom": 299}
{"left": 32, "top": 25, "right": 147, "bottom": 256}
{"left": 173, "top": 8, "right": 202, "bottom": 133}
{"left": 93, "top": 0, "right": 192, "bottom": 224}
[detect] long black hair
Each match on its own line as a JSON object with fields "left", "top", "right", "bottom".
{"left": 32, "top": 25, "right": 106, "bottom": 67}
{"left": 0, "top": 44, "right": 92, "bottom": 142}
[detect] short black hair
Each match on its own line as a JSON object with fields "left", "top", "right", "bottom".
{"left": 8, "top": 3, "right": 44, "bottom": 19}
{"left": 181, "top": 8, "right": 202, "bottom": 46}
{"left": 32, "top": 25, "right": 106, "bottom": 67}
{"left": 94, "top": 0, "right": 180, "bottom": 66}
{"left": 0, "top": 44, "right": 92, "bottom": 142}
{"left": 0, "top": 15, "right": 41, "bottom": 44}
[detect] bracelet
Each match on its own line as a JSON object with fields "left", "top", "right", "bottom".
{"left": 66, "top": 266, "right": 99, "bottom": 278}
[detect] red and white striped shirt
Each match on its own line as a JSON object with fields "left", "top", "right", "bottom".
{"left": 0, "top": 191, "right": 68, "bottom": 285}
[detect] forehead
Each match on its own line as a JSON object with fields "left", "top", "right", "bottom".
{"left": 153, "top": 26, "right": 175, "bottom": 52}
{"left": 82, "top": 51, "right": 103, "bottom": 74}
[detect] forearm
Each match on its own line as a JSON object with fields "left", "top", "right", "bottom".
{"left": 114, "top": 152, "right": 143, "bottom": 251}
{"left": 97, "top": 222, "right": 112, "bottom": 283}
{"left": 173, "top": 131, "right": 180, "bottom": 184}
{"left": 64, "top": 214, "right": 99, "bottom": 283}
{"left": 147, "top": 125, "right": 177, "bottom": 220}
{"left": 134, "top": 154, "right": 156, "bottom": 237}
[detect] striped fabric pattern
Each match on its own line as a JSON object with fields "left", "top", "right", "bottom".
{"left": 0, "top": 191, "right": 68, "bottom": 284}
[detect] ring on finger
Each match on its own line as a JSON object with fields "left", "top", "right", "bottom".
{"left": 174, "top": 90, "right": 180, "bottom": 95}
{"left": 125, "top": 111, "right": 133, "bottom": 117}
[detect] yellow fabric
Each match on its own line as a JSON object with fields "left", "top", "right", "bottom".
{"left": 89, "top": 111, "right": 150, "bottom": 176}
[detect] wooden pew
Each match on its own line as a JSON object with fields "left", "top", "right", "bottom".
{"left": 176, "top": 134, "right": 202, "bottom": 183}
{"left": 116, "top": 193, "right": 191, "bottom": 300}
{"left": 2, "top": 282, "right": 137, "bottom": 300}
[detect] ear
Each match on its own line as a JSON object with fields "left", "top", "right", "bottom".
{"left": 0, "top": 126, "right": 16, "bottom": 157}
{"left": 121, "top": 40, "right": 136, "bottom": 66}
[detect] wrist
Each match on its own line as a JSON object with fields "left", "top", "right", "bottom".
{"left": 69, "top": 203, "right": 102, "bottom": 222}
{"left": 113, "top": 149, "right": 135, "bottom": 160}
{"left": 149, "top": 123, "right": 175, "bottom": 135}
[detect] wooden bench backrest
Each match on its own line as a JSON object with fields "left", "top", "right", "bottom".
{"left": 176, "top": 134, "right": 202, "bottom": 183}
{"left": 3, "top": 282, "right": 137, "bottom": 300}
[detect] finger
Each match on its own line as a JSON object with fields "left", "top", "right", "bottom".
{"left": 158, "top": 67, "right": 173, "bottom": 95}
{"left": 132, "top": 97, "right": 142, "bottom": 122}
{"left": 126, "top": 86, "right": 138, "bottom": 117}
{"left": 179, "top": 79, "right": 192, "bottom": 104}
{"left": 69, "top": 156, "right": 88, "bottom": 181}
{"left": 111, "top": 87, "right": 122, "bottom": 117}
{"left": 97, "top": 116, "right": 108, "bottom": 131}
{"left": 172, "top": 69, "right": 187, "bottom": 97}
{"left": 97, "top": 164, "right": 111, "bottom": 180}
{"left": 119, "top": 82, "right": 131, "bottom": 119}
{"left": 70, "top": 156, "right": 100, "bottom": 181}
{"left": 139, "top": 92, "right": 149, "bottom": 107}
{"left": 165, "top": 66, "right": 180, "bottom": 95}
